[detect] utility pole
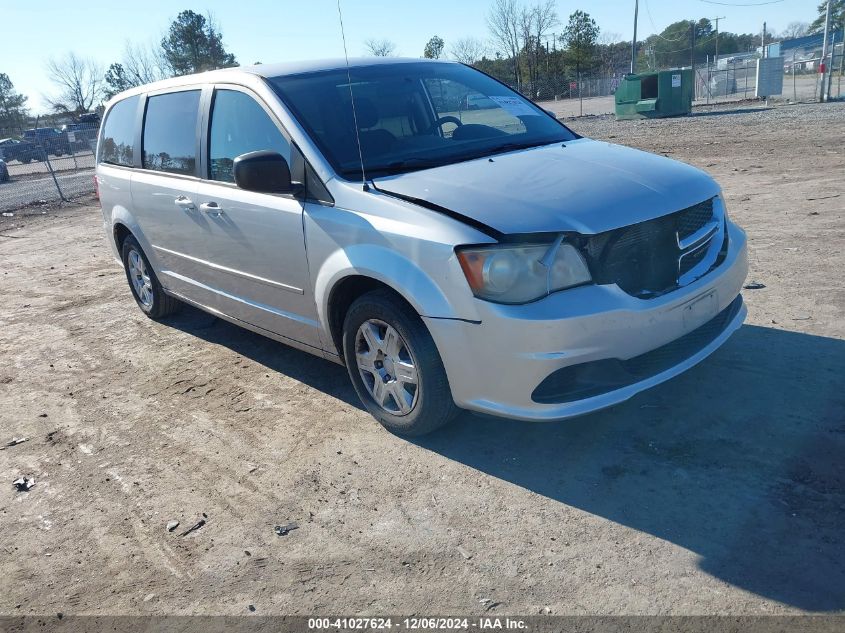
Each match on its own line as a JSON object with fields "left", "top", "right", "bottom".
{"left": 710, "top": 16, "right": 726, "bottom": 65}
{"left": 630, "top": 0, "right": 639, "bottom": 74}
{"left": 761, "top": 22, "right": 766, "bottom": 57}
{"left": 691, "top": 20, "right": 697, "bottom": 99}
{"left": 827, "top": 31, "right": 837, "bottom": 99}
{"left": 690, "top": 19, "right": 696, "bottom": 69}
{"left": 819, "top": 0, "right": 832, "bottom": 102}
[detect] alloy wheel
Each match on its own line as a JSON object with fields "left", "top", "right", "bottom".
{"left": 127, "top": 249, "right": 153, "bottom": 309}
{"left": 355, "top": 319, "right": 418, "bottom": 415}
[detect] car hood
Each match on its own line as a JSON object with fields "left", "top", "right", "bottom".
{"left": 372, "top": 138, "right": 720, "bottom": 235}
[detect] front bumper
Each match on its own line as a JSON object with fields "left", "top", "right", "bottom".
{"left": 424, "top": 220, "right": 749, "bottom": 421}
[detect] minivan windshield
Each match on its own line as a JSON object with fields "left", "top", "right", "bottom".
{"left": 269, "top": 62, "right": 577, "bottom": 179}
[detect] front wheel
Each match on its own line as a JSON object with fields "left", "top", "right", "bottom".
{"left": 121, "top": 235, "right": 181, "bottom": 319}
{"left": 342, "top": 289, "right": 459, "bottom": 436}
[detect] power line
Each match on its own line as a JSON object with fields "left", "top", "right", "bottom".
{"left": 698, "top": 0, "right": 784, "bottom": 6}
{"left": 644, "top": 31, "right": 718, "bottom": 51}
{"left": 644, "top": 0, "right": 689, "bottom": 43}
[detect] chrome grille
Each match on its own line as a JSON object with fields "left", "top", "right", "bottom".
{"left": 677, "top": 199, "right": 714, "bottom": 240}
{"left": 584, "top": 196, "right": 726, "bottom": 298}
{"left": 678, "top": 241, "right": 709, "bottom": 276}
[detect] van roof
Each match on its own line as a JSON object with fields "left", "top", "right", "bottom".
{"left": 106, "top": 57, "right": 457, "bottom": 105}
{"left": 246, "top": 57, "right": 455, "bottom": 78}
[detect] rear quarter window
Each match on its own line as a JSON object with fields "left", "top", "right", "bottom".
{"left": 99, "top": 96, "right": 139, "bottom": 167}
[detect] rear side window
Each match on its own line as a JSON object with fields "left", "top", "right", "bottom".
{"left": 142, "top": 90, "right": 200, "bottom": 175}
{"left": 99, "top": 96, "right": 139, "bottom": 166}
{"left": 208, "top": 89, "right": 291, "bottom": 183}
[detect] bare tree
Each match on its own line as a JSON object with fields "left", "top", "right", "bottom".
{"left": 519, "top": 0, "right": 558, "bottom": 91}
{"left": 487, "top": 0, "right": 522, "bottom": 85}
{"left": 519, "top": 7, "right": 536, "bottom": 85}
{"left": 532, "top": 1, "right": 558, "bottom": 50}
{"left": 449, "top": 37, "right": 487, "bottom": 65}
{"left": 596, "top": 31, "right": 626, "bottom": 76}
{"left": 782, "top": 21, "right": 810, "bottom": 40}
{"left": 364, "top": 38, "right": 397, "bottom": 56}
{"left": 123, "top": 40, "right": 172, "bottom": 85}
{"left": 45, "top": 52, "right": 104, "bottom": 114}
{"left": 105, "top": 40, "right": 173, "bottom": 99}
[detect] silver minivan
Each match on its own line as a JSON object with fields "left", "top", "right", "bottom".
{"left": 96, "top": 58, "right": 748, "bottom": 436}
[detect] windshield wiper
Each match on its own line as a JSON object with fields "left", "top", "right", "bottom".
{"left": 369, "top": 157, "right": 446, "bottom": 175}
{"left": 368, "top": 141, "right": 560, "bottom": 177}
{"left": 485, "top": 140, "right": 556, "bottom": 156}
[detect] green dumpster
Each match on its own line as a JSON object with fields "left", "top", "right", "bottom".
{"left": 615, "top": 69, "right": 693, "bottom": 120}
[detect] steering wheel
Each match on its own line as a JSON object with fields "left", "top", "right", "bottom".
{"left": 427, "top": 115, "right": 463, "bottom": 135}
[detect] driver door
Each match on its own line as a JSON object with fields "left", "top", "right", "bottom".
{"left": 191, "top": 86, "right": 321, "bottom": 349}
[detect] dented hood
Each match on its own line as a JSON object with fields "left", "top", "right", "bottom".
{"left": 372, "top": 138, "right": 720, "bottom": 235}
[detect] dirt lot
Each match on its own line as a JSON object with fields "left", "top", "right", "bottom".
{"left": 1, "top": 101, "right": 843, "bottom": 617}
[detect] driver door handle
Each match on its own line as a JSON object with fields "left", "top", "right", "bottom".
{"left": 174, "top": 195, "right": 195, "bottom": 210}
{"left": 199, "top": 201, "right": 222, "bottom": 216}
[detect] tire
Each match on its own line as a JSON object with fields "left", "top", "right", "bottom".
{"left": 120, "top": 235, "right": 181, "bottom": 319}
{"left": 342, "top": 289, "right": 459, "bottom": 436}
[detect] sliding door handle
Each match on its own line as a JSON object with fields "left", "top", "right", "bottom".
{"left": 199, "top": 201, "right": 222, "bottom": 216}
{"left": 174, "top": 196, "right": 195, "bottom": 210}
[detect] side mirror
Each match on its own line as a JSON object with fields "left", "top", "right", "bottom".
{"left": 233, "top": 150, "right": 296, "bottom": 194}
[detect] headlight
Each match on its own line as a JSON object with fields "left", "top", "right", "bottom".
{"left": 456, "top": 237, "right": 591, "bottom": 304}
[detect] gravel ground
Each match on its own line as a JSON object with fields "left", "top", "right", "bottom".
{"left": 0, "top": 101, "right": 843, "bottom": 617}
{"left": 0, "top": 151, "right": 95, "bottom": 212}
{"left": 0, "top": 169, "right": 95, "bottom": 212}
{"left": 2, "top": 152, "right": 95, "bottom": 177}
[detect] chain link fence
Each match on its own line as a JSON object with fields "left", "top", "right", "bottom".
{"left": 694, "top": 45, "right": 844, "bottom": 104}
{"left": 784, "top": 42, "right": 845, "bottom": 102}
{"left": 0, "top": 119, "right": 99, "bottom": 212}
{"left": 509, "top": 74, "right": 624, "bottom": 102}
{"left": 531, "top": 44, "right": 845, "bottom": 117}
{"left": 514, "top": 73, "right": 622, "bottom": 117}
{"left": 694, "top": 60, "right": 758, "bottom": 102}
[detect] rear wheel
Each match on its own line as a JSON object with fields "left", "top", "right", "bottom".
{"left": 121, "top": 235, "right": 180, "bottom": 319}
{"left": 342, "top": 289, "right": 459, "bottom": 436}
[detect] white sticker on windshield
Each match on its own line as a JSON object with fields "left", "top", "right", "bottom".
{"left": 489, "top": 95, "right": 540, "bottom": 116}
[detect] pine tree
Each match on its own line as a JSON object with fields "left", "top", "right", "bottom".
{"left": 161, "top": 11, "right": 237, "bottom": 76}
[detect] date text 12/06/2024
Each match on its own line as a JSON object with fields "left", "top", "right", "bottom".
{"left": 307, "top": 617, "right": 528, "bottom": 630}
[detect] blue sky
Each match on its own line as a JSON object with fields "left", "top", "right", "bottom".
{"left": 4, "top": 0, "right": 814, "bottom": 113}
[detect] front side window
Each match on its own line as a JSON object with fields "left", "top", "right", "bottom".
{"left": 142, "top": 90, "right": 200, "bottom": 175}
{"left": 269, "top": 62, "right": 576, "bottom": 179}
{"left": 208, "top": 89, "right": 291, "bottom": 183}
{"left": 99, "top": 96, "right": 139, "bottom": 167}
